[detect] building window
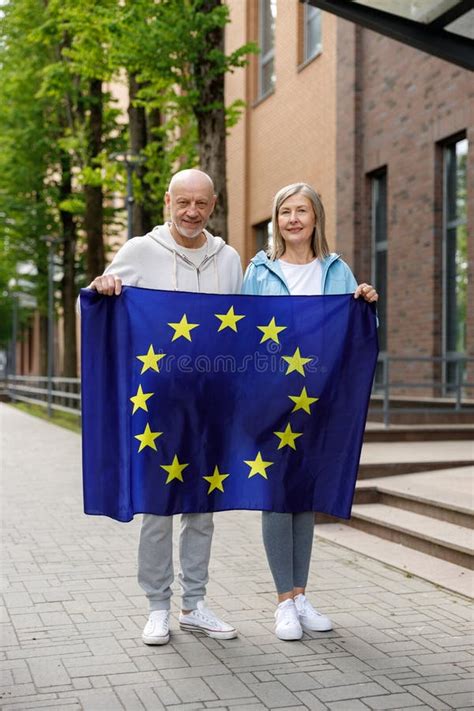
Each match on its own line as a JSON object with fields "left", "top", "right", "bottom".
{"left": 303, "top": 3, "right": 322, "bottom": 63}
{"left": 254, "top": 219, "right": 273, "bottom": 255}
{"left": 258, "top": 0, "right": 276, "bottom": 99}
{"left": 370, "top": 168, "right": 388, "bottom": 387}
{"left": 443, "top": 136, "right": 468, "bottom": 393}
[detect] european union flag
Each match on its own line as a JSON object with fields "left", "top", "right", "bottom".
{"left": 80, "top": 287, "right": 378, "bottom": 522}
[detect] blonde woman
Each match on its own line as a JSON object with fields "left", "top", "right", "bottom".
{"left": 242, "top": 183, "right": 378, "bottom": 640}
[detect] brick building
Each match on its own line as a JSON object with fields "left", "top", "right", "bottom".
{"left": 225, "top": 0, "right": 473, "bottom": 398}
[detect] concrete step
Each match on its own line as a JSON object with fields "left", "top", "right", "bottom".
{"left": 348, "top": 503, "right": 473, "bottom": 569}
{"left": 315, "top": 523, "right": 472, "bottom": 599}
{"left": 355, "top": 467, "right": 474, "bottom": 528}
{"left": 358, "top": 439, "right": 474, "bottom": 479}
{"left": 354, "top": 487, "right": 473, "bottom": 528}
{"left": 358, "top": 459, "right": 474, "bottom": 478}
{"left": 364, "top": 424, "right": 474, "bottom": 442}
{"left": 368, "top": 395, "right": 474, "bottom": 425}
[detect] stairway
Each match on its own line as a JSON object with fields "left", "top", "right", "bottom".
{"left": 316, "top": 466, "right": 473, "bottom": 598}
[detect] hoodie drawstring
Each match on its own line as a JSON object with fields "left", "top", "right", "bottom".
{"left": 173, "top": 251, "right": 178, "bottom": 291}
{"left": 213, "top": 255, "right": 219, "bottom": 293}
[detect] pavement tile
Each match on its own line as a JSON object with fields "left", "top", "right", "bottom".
{"left": 2, "top": 702, "right": 81, "bottom": 711}
{"left": 294, "top": 691, "right": 329, "bottom": 710}
{"left": 168, "top": 677, "right": 217, "bottom": 703}
{"left": 2, "top": 405, "right": 473, "bottom": 711}
{"left": 315, "top": 682, "right": 392, "bottom": 703}
{"left": 362, "top": 692, "right": 425, "bottom": 709}
{"left": 403, "top": 684, "right": 451, "bottom": 709}
{"left": 409, "top": 651, "right": 472, "bottom": 665}
{"left": 204, "top": 674, "right": 254, "bottom": 699}
{"left": 419, "top": 678, "right": 474, "bottom": 695}
{"left": 326, "top": 701, "right": 370, "bottom": 710}
{"left": 248, "top": 680, "right": 301, "bottom": 708}
{"left": 174, "top": 643, "right": 220, "bottom": 667}
{"left": 0, "top": 624, "right": 19, "bottom": 647}
{"left": 277, "top": 672, "right": 322, "bottom": 691}
{"left": 205, "top": 699, "right": 266, "bottom": 707}
{"left": 440, "top": 692, "right": 474, "bottom": 707}
{"left": 74, "top": 688, "right": 124, "bottom": 710}
{"left": 0, "top": 683, "right": 37, "bottom": 700}
{"left": 27, "top": 657, "right": 70, "bottom": 686}
{"left": 2, "top": 593, "right": 33, "bottom": 609}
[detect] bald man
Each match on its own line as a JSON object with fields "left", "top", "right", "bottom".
{"left": 89, "top": 169, "right": 242, "bottom": 644}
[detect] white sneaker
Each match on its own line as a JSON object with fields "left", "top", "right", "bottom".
{"left": 179, "top": 601, "right": 237, "bottom": 640}
{"left": 294, "top": 593, "right": 332, "bottom": 632}
{"left": 274, "top": 599, "right": 303, "bottom": 641}
{"left": 142, "top": 610, "right": 170, "bottom": 645}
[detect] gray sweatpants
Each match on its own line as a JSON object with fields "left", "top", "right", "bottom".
{"left": 138, "top": 512, "right": 214, "bottom": 611}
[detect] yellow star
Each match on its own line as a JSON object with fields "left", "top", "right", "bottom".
{"left": 168, "top": 314, "right": 199, "bottom": 342}
{"left": 136, "top": 344, "right": 166, "bottom": 374}
{"left": 215, "top": 306, "right": 246, "bottom": 333}
{"left": 257, "top": 316, "right": 287, "bottom": 344}
{"left": 130, "top": 384, "right": 154, "bottom": 414}
{"left": 134, "top": 423, "right": 163, "bottom": 452}
{"left": 274, "top": 423, "right": 303, "bottom": 450}
{"left": 160, "top": 455, "right": 189, "bottom": 484}
{"left": 244, "top": 451, "right": 274, "bottom": 479}
{"left": 203, "top": 465, "right": 230, "bottom": 493}
{"left": 288, "top": 387, "right": 319, "bottom": 414}
{"left": 282, "top": 347, "right": 312, "bottom": 376}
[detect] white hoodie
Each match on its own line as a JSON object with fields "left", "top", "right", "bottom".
{"left": 103, "top": 223, "right": 243, "bottom": 294}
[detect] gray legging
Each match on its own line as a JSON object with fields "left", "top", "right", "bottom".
{"left": 262, "top": 511, "right": 315, "bottom": 594}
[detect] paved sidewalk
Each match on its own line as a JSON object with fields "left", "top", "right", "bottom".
{"left": 1, "top": 403, "right": 473, "bottom": 711}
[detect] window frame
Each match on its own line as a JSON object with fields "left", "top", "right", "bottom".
{"left": 441, "top": 134, "right": 468, "bottom": 393}
{"left": 369, "top": 167, "right": 388, "bottom": 390}
{"left": 257, "top": 0, "right": 276, "bottom": 100}
{"left": 302, "top": 3, "right": 322, "bottom": 65}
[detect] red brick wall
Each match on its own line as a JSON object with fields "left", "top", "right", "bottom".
{"left": 336, "top": 20, "right": 473, "bottom": 395}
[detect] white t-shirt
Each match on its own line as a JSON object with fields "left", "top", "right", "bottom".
{"left": 278, "top": 258, "right": 322, "bottom": 295}
{"left": 176, "top": 239, "right": 209, "bottom": 268}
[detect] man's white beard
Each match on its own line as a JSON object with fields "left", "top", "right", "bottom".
{"left": 173, "top": 221, "right": 203, "bottom": 240}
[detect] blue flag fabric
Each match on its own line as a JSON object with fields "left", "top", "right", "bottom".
{"left": 80, "top": 287, "right": 378, "bottom": 522}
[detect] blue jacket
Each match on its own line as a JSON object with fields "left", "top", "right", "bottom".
{"left": 242, "top": 251, "right": 358, "bottom": 296}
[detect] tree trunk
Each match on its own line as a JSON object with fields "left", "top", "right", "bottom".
{"left": 129, "top": 73, "right": 147, "bottom": 236}
{"left": 194, "top": 0, "right": 228, "bottom": 241}
{"left": 84, "top": 78, "right": 104, "bottom": 281}
{"left": 128, "top": 74, "right": 161, "bottom": 233}
{"left": 39, "top": 313, "right": 48, "bottom": 376}
{"left": 146, "top": 107, "right": 164, "bottom": 227}
{"left": 60, "top": 152, "right": 78, "bottom": 377}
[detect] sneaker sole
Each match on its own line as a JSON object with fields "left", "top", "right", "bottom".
{"left": 142, "top": 634, "right": 170, "bottom": 645}
{"left": 179, "top": 622, "right": 237, "bottom": 640}
{"left": 300, "top": 621, "right": 333, "bottom": 633}
{"left": 275, "top": 630, "right": 303, "bottom": 641}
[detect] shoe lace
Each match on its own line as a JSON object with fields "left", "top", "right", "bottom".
{"left": 299, "top": 597, "right": 322, "bottom": 618}
{"left": 277, "top": 602, "right": 299, "bottom": 626}
{"left": 195, "top": 604, "right": 220, "bottom": 625}
{"left": 150, "top": 610, "right": 169, "bottom": 631}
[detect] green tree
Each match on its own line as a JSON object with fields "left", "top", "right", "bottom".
{"left": 115, "top": 0, "right": 256, "bottom": 238}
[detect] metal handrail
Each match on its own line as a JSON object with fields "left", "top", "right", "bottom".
{"left": 2, "top": 354, "right": 473, "bottom": 426}
{"left": 372, "top": 354, "right": 473, "bottom": 426}
{"left": 4, "top": 375, "right": 81, "bottom": 416}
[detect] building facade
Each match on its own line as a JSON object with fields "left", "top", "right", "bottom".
{"left": 225, "top": 0, "right": 473, "bottom": 398}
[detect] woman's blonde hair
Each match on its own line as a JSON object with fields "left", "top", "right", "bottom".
{"left": 268, "top": 183, "right": 330, "bottom": 260}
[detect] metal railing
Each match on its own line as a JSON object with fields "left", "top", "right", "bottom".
{"left": 371, "top": 354, "right": 474, "bottom": 427}
{"left": 2, "top": 354, "right": 473, "bottom": 427}
{"left": 3, "top": 375, "right": 81, "bottom": 416}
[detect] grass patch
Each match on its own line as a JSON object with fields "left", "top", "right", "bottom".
{"left": 10, "top": 401, "right": 81, "bottom": 433}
